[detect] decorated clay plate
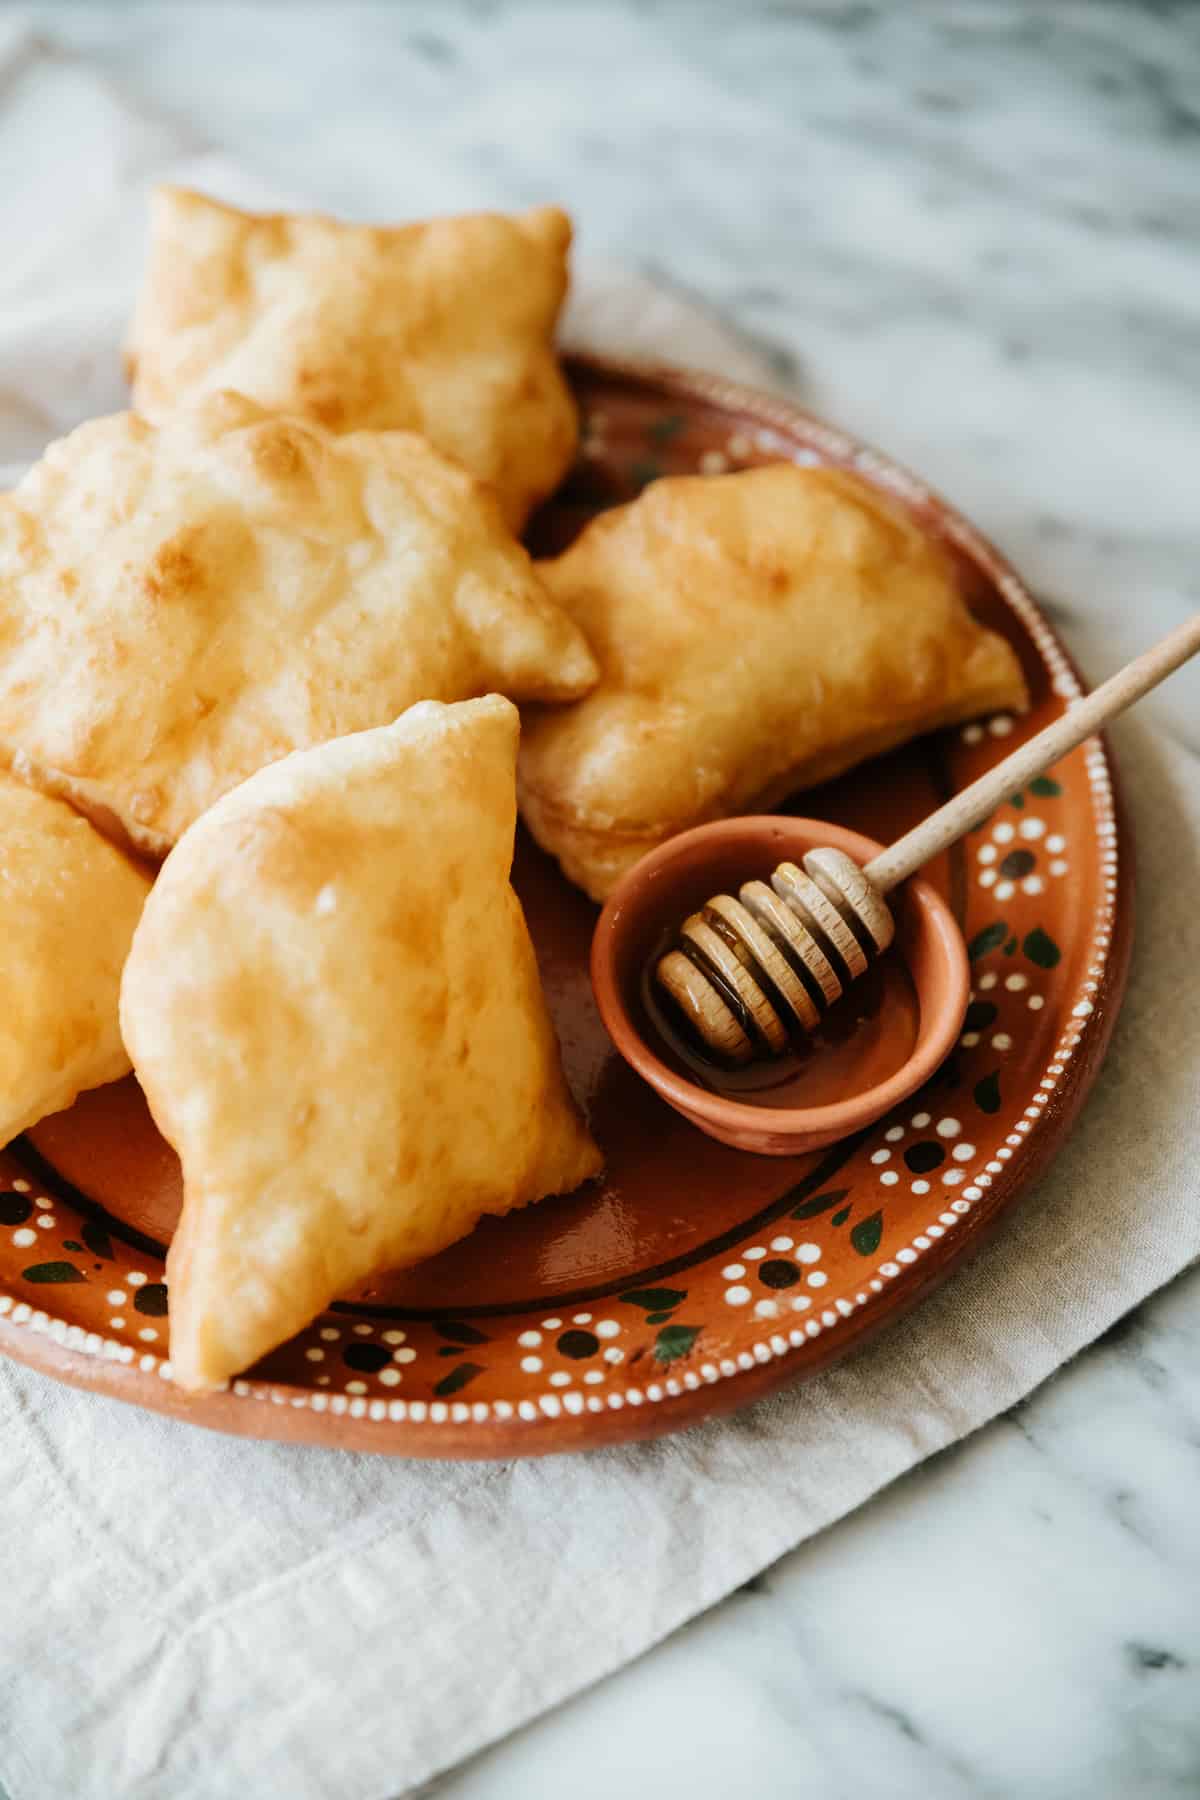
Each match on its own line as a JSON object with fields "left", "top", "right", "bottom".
{"left": 0, "top": 357, "right": 1132, "bottom": 1456}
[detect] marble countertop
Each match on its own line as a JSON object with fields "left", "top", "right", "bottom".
{"left": 9, "top": 4, "right": 1200, "bottom": 1796}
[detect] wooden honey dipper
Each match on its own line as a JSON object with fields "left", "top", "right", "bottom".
{"left": 656, "top": 611, "right": 1200, "bottom": 1064}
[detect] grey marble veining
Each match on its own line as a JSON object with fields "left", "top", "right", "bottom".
{"left": 427, "top": 1267, "right": 1200, "bottom": 1800}
{"left": 4, "top": 4, "right": 1199, "bottom": 1796}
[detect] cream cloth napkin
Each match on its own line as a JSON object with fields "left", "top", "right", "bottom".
{"left": 1, "top": 33, "right": 1198, "bottom": 1800}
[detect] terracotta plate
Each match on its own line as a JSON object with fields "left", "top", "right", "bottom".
{"left": 0, "top": 358, "right": 1132, "bottom": 1456}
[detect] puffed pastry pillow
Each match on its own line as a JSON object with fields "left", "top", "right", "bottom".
{"left": 0, "top": 393, "right": 596, "bottom": 858}
{"left": 126, "top": 186, "right": 578, "bottom": 529}
{"left": 518, "top": 464, "right": 1030, "bottom": 900}
{"left": 0, "top": 771, "right": 151, "bottom": 1149}
{"left": 120, "top": 696, "right": 602, "bottom": 1392}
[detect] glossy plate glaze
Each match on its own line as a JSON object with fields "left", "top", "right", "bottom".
{"left": 0, "top": 357, "right": 1132, "bottom": 1456}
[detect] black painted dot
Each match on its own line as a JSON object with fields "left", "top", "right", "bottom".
{"left": 343, "top": 1342, "right": 390, "bottom": 1374}
{"left": 557, "top": 1329, "right": 599, "bottom": 1360}
{"left": 964, "top": 1000, "right": 998, "bottom": 1032}
{"left": 0, "top": 1192, "right": 32, "bottom": 1226}
{"left": 133, "top": 1282, "right": 169, "bottom": 1316}
{"left": 1000, "top": 849, "right": 1035, "bottom": 878}
{"left": 758, "top": 1259, "right": 800, "bottom": 1289}
{"left": 904, "top": 1141, "right": 945, "bottom": 1174}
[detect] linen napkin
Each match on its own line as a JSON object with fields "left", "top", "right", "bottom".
{"left": 1, "top": 33, "right": 1198, "bottom": 1800}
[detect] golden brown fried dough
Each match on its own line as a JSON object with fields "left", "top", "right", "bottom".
{"left": 0, "top": 393, "right": 596, "bottom": 858}
{"left": 126, "top": 186, "right": 577, "bottom": 529}
{"left": 0, "top": 771, "right": 151, "bottom": 1148}
{"left": 518, "top": 465, "right": 1030, "bottom": 900}
{"left": 120, "top": 696, "right": 601, "bottom": 1392}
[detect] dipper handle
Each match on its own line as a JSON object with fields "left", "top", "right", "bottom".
{"left": 655, "top": 611, "right": 1200, "bottom": 1064}
{"left": 864, "top": 610, "right": 1200, "bottom": 894}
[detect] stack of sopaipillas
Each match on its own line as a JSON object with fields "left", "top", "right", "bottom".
{"left": 0, "top": 189, "right": 1026, "bottom": 1392}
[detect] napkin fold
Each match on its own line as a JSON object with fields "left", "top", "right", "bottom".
{"left": 1, "top": 33, "right": 1198, "bottom": 1800}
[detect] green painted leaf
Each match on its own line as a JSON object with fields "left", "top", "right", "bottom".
{"left": 81, "top": 1218, "right": 114, "bottom": 1261}
{"left": 434, "top": 1319, "right": 490, "bottom": 1345}
{"left": 974, "top": 1070, "right": 1002, "bottom": 1113}
{"left": 653, "top": 1323, "right": 700, "bottom": 1364}
{"left": 629, "top": 458, "right": 662, "bottom": 490}
{"left": 621, "top": 1287, "right": 686, "bottom": 1312}
{"left": 967, "top": 921, "right": 1007, "bottom": 961}
{"left": 61, "top": 1240, "right": 83, "bottom": 1253}
{"left": 1010, "top": 791, "right": 1025, "bottom": 808}
{"left": 1003, "top": 937, "right": 1017, "bottom": 956}
{"left": 850, "top": 1211, "right": 883, "bottom": 1257}
{"left": 645, "top": 1310, "right": 674, "bottom": 1324}
{"left": 434, "top": 1361, "right": 483, "bottom": 1397}
{"left": 22, "top": 1261, "right": 85, "bottom": 1284}
{"left": 1023, "top": 926, "right": 1061, "bottom": 969}
{"left": 1030, "top": 776, "right": 1061, "bottom": 796}
{"left": 648, "top": 413, "right": 686, "bottom": 446}
{"left": 789, "top": 1186, "right": 849, "bottom": 1221}
{"left": 438, "top": 1345, "right": 464, "bottom": 1357}
{"left": 964, "top": 1000, "right": 998, "bottom": 1031}
{"left": 830, "top": 1205, "right": 851, "bottom": 1227}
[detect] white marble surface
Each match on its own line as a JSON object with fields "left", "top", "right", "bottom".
{"left": 423, "top": 1276, "right": 1200, "bottom": 1799}
{"left": 6, "top": 4, "right": 1200, "bottom": 1796}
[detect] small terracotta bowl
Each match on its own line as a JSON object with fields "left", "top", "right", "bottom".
{"left": 591, "top": 816, "right": 970, "bottom": 1156}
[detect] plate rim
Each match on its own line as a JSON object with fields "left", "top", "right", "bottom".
{"left": 0, "top": 353, "right": 1135, "bottom": 1457}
